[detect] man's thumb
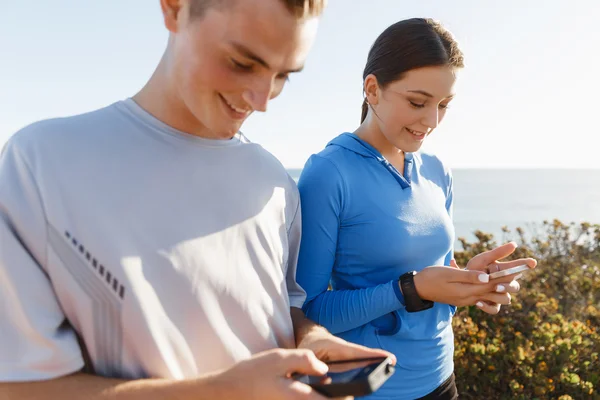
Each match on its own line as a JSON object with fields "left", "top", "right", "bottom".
{"left": 280, "top": 349, "right": 328, "bottom": 377}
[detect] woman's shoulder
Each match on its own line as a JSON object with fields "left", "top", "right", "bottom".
{"left": 298, "top": 134, "right": 365, "bottom": 198}
{"left": 414, "top": 151, "right": 453, "bottom": 188}
{"left": 415, "top": 151, "right": 452, "bottom": 174}
{"left": 302, "top": 134, "right": 362, "bottom": 175}
{"left": 300, "top": 150, "right": 345, "bottom": 187}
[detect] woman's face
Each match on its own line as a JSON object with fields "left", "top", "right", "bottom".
{"left": 367, "top": 66, "right": 458, "bottom": 153}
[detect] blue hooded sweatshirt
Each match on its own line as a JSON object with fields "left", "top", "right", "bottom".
{"left": 296, "top": 133, "right": 456, "bottom": 400}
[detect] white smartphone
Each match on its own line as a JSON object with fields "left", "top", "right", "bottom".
{"left": 489, "top": 264, "right": 530, "bottom": 279}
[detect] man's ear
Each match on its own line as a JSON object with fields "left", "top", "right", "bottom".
{"left": 160, "top": 0, "right": 185, "bottom": 33}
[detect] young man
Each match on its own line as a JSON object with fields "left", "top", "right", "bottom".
{"left": 0, "top": 1, "right": 532, "bottom": 399}
{"left": 0, "top": 0, "right": 392, "bottom": 399}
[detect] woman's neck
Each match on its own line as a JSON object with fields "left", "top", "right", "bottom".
{"left": 354, "top": 122, "right": 405, "bottom": 172}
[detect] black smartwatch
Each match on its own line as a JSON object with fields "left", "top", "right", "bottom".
{"left": 399, "top": 271, "right": 434, "bottom": 313}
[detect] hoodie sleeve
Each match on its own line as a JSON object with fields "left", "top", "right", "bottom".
{"left": 444, "top": 168, "right": 457, "bottom": 315}
{"left": 444, "top": 168, "right": 454, "bottom": 267}
{"left": 296, "top": 155, "right": 404, "bottom": 334}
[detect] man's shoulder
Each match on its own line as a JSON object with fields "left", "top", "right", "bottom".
{"left": 239, "top": 134, "right": 298, "bottom": 191}
{"left": 7, "top": 101, "right": 123, "bottom": 156}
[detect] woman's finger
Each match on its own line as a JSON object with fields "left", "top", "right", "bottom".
{"left": 492, "top": 279, "right": 520, "bottom": 293}
{"left": 487, "top": 263, "right": 501, "bottom": 274}
{"left": 480, "top": 292, "right": 512, "bottom": 305}
{"left": 496, "top": 258, "right": 537, "bottom": 271}
{"left": 475, "top": 300, "right": 501, "bottom": 315}
{"left": 489, "top": 258, "right": 537, "bottom": 284}
{"left": 445, "top": 268, "right": 490, "bottom": 284}
{"left": 502, "top": 280, "right": 521, "bottom": 293}
{"left": 472, "top": 242, "right": 517, "bottom": 266}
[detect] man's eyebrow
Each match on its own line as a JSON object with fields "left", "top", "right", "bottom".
{"left": 230, "top": 41, "right": 304, "bottom": 73}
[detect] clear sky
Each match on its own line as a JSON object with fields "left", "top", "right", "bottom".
{"left": 2, "top": 1, "right": 599, "bottom": 168}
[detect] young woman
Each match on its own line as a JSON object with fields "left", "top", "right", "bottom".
{"left": 296, "top": 18, "right": 536, "bottom": 399}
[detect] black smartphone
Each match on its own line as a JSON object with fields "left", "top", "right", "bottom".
{"left": 293, "top": 356, "right": 395, "bottom": 398}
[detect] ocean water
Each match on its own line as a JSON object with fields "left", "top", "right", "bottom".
{"left": 287, "top": 168, "right": 600, "bottom": 248}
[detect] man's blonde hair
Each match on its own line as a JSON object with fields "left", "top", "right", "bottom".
{"left": 189, "top": 0, "right": 326, "bottom": 19}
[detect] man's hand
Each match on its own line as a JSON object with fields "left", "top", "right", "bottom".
{"left": 0, "top": 349, "right": 338, "bottom": 400}
{"left": 297, "top": 326, "right": 395, "bottom": 364}
{"left": 291, "top": 307, "right": 395, "bottom": 364}
{"left": 210, "top": 348, "right": 335, "bottom": 400}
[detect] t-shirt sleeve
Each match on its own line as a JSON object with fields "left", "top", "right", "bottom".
{"left": 285, "top": 186, "right": 307, "bottom": 309}
{"left": 0, "top": 137, "right": 84, "bottom": 381}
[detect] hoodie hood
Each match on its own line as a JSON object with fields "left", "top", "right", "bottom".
{"left": 327, "top": 133, "right": 413, "bottom": 188}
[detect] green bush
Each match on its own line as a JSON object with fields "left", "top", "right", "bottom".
{"left": 453, "top": 220, "right": 600, "bottom": 400}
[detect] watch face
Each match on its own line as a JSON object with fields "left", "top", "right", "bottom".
{"left": 402, "top": 271, "right": 417, "bottom": 279}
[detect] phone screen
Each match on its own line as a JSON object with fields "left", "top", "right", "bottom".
{"left": 294, "top": 357, "right": 387, "bottom": 385}
{"left": 489, "top": 264, "right": 529, "bottom": 279}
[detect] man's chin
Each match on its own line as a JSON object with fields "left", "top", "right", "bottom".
{"left": 212, "top": 124, "right": 243, "bottom": 140}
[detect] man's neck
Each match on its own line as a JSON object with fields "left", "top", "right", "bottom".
{"left": 132, "top": 55, "right": 217, "bottom": 139}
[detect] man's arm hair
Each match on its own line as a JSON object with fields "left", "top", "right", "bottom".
{"left": 290, "top": 306, "right": 329, "bottom": 347}
{"left": 0, "top": 372, "right": 225, "bottom": 400}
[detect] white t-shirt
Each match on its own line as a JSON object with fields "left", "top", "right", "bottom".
{"left": 0, "top": 99, "right": 305, "bottom": 381}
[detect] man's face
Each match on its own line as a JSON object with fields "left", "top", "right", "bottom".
{"left": 168, "top": 0, "right": 319, "bottom": 139}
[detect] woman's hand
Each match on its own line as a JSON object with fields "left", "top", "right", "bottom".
{"left": 412, "top": 242, "right": 537, "bottom": 314}
{"left": 413, "top": 266, "right": 508, "bottom": 309}
{"left": 464, "top": 242, "right": 537, "bottom": 277}
{"left": 462, "top": 241, "right": 537, "bottom": 313}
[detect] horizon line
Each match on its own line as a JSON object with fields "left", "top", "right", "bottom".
{"left": 284, "top": 166, "right": 600, "bottom": 171}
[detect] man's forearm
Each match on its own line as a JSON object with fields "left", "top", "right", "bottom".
{"left": 290, "top": 306, "right": 329, "bottom": 347}
{"left": 0, "top": 372, "right": 226, "bottom": 400}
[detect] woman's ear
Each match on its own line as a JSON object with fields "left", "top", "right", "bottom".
{"left": 364, "top": 74, "right": 380, "bottom": 106}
